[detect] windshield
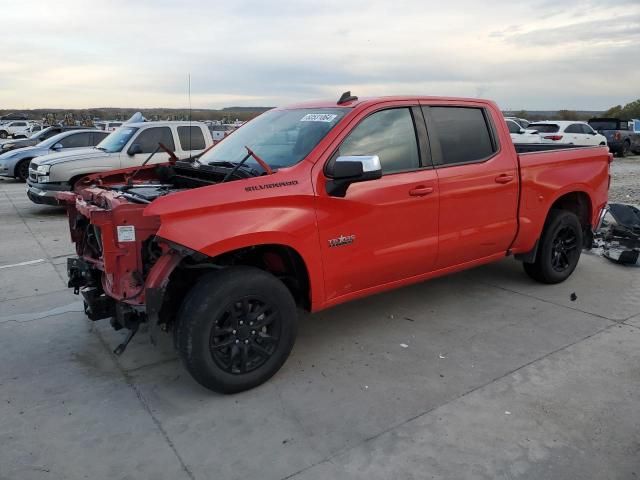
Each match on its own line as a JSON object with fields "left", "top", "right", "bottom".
{"left": 588, "top": 120, "right": 620, "bottom": 131}
{"left": 31, "top": 127, "right": 52, "bottom": 139}
{"left": 96, "top": 126, "right": 138, "bottom": 153}
{"left": 199, "top": 108, "right": 348, "bottom": 169}
{"left": 528, "top": 123, "right": 560, "bottom": 133}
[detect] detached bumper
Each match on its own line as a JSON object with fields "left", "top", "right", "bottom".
{"left": 26, "top": 180, "right": 71, "bottom": 205}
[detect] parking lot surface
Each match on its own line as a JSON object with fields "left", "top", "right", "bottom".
{"left": 1, "top": 157, "right": 639, "bottom": 480}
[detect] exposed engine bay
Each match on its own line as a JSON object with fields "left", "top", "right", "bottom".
{"left": 100, "top": 158, "right": 265, "bottom": 204}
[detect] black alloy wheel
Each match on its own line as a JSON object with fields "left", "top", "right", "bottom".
{"left": 176, "top": 266, "right": 297, "bottom": 394}
{"left": 523, "top": 210, "right": 583, "bottom": 284}
{"left": 550, "top": 226, "right": 579, "bottom": 273}
{"left": 210, "top": 296, "right": 281, "bottom": 374}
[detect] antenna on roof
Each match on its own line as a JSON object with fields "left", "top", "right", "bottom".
{"left": 338, "top": 91, "right": 358, "bottom": 104}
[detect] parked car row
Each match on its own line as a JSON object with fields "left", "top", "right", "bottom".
{"left": 505, "top": 115, "right": 640, "bottom": 157}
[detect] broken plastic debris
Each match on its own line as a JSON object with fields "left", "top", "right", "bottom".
{"left": 505, "top": 411, "right": 511, "bottom": 415}
{"left": 400, "top": 343, "right": 409, "bottom": 348}
{"left": 439, "top": 354, "right": 446, "bottom": 359}
{"left": 570, "top": 293, "right": 577, "bottom": 301}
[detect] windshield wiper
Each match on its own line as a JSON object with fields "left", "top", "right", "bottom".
{"left": 218, "top": 147, "right": 274, "bottom": 183}
{"left": 95, "top": 146, "right": 107, "bottom": 151}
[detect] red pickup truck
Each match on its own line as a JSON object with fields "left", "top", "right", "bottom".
{"left": 58, "top": 94, "right": 611, "bottom": 393}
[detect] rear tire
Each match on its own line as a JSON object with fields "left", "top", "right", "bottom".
{"left": 176, "top": 266, "right": 297, "bottom": 394}
{"left": 0, "top": 131, "right": 7, "bottom": 139}
{"left": 16, "top": 159, "right": 30, "bottom": 182}
{"left": 618, "top": 141, "right": 630, "bottom": 158}
{"left": 523, "top": 210, "right": 583, "bottom": 284}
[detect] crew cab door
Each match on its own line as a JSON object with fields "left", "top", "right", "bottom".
{"left": 421, "top": 102, "right": 518, "bottom": 268}
{"left": 122, "top": 126, "right": 174, "bottom": 168}
{"left": 314, "top": 104, "right": 439, "bottom": 302}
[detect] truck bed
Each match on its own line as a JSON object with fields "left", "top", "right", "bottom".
{"left": 514, "top": 143, "right": 586, "bottom": 154}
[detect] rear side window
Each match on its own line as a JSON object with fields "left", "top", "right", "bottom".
{"left": 580, "top": 124, "right": 595, "bottom": 134}
{"left": 528, "top": 123, "right": 560, "bottom": 133}
{"left": 59, "top": 132, "right": 92, "bottom": 148}
{"left": 337, "top": 108, "right": 420, "bottom": 174}
{"left": 426, "top": 107, "right": 495, "bottom": 165}
{"left": 134, "top": 127, "right": 176, "bottom": 153}
{"left": 178, "top": 126, "right": 206, "bottom": 151}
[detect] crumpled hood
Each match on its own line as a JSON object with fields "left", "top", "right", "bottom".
{"left": 31, "top": 148, "right": 107, "bottom": 166}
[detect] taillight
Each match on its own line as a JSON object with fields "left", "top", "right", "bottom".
{"left": 544, "top": 135, "right": 563, "bottom": 141}
{"left": 614, "top": 132, "right": 621, "bottom": 141}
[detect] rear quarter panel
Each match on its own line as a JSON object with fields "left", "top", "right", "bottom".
{"left": 512, "top": 146, "right": 610, "bottom": 253}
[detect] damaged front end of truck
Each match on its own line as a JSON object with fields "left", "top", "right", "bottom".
{"left": 57, "top": 149, "right": 270, "bottom": 354}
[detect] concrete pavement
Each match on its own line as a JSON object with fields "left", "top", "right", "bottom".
{"left": 1, "top": 176, "right": 639, "bottom": 480}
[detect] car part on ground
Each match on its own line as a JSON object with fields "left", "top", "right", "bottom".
{"left": 597, "top": 203, "right": 640, "bottom": 265}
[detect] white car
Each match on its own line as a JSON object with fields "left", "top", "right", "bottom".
{"left": 505, "top": 116, "right": 531, "bottom": 129}
{"left": 505, "top": 119, "right": 542, "bottom": 144}
{"left": 528, "top": 121, "right": 607, "bottom": 146}
{"left": 27, "top": 121, "right": 214, "bottom": 205}
{"left": 0, "top": 121, "right": 32, "bottom": 139}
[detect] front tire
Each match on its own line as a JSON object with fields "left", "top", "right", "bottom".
{"left": 16, "top": 159, "right": 30, "bottom": 182}
{"left": 523, "top": 210, "right": 583, "bottom": 284}
{"left": 176, "top": 266, "right": 297, "bottom": 394}
{"left": 0, "top": 131, "right": 7, "bottom": 139}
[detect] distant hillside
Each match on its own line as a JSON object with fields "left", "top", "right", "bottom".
{"left": 222, "top": 106, "right": 273, "bottom": 112}
{"left": 0, "top": 107, "right": 271, "bottom": 123}
{"left": 503, "top": 110, "right": 604, "bottom": 121}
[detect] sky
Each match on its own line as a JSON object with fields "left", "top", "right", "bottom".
{"left": 1, "top": 0, "right": 639, "bottom": 111}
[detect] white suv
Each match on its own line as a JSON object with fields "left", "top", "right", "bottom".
{"left": 528, "top": 121, "right": 607, "bottom": 146}
{"left": 0, "top": 121, "right": 32, "bottom": 139}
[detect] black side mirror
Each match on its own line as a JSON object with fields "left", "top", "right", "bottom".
{"left": 128, "top": 143, "right": 143, "bottom": 155}
{"left": 325, "top": 155, "right": 382, "bottom": 197}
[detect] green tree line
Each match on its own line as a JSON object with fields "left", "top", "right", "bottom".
{"left": 603, "top": 99, "right": 640, "bottom": 119}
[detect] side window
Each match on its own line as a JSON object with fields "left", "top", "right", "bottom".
{"left": 426, "top": 107, "right": 495, "bottom": 165}
{"left": 506, "top": 120, "right": 520, "bottom": 134}
{"left": 133, "top": 127, "right": 176, "bottom": 153}
{"left": 91, "top": 132, "right": 109, "bottom": 145}
{"left": 581, "top": 124, "right": 595, "bottom": 134}
{"left": 178, "top": 126, "right": 206, "bottom": 151}
{"left": 337, "top": 108, "right": 420, "bottom": 174}
{"left": 59, "top": 132, "right": 92, "bottom": 148}
{"left": 565, "top": 124, "right": 582, "bottom": 134}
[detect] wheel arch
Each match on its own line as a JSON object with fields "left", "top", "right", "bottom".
{"left": 156, "top": 240, "right": 317, "bottom": 333}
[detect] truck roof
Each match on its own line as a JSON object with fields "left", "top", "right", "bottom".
{"left": 282, "top": 95, "right": 494, "bottom": 110}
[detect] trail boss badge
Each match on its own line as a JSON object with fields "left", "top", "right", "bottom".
{"left": 328, "top": 234, "right": 356, "bottom": 248}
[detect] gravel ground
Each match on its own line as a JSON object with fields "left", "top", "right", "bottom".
{"left": 609, "top": 155, "right": 640, "bottom": 205}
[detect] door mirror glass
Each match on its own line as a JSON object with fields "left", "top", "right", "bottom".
{"left": 326, "top": 155, "right": 382, "bottom": 197}
{"left": 128, "top": 143, "right": 143, "bottom": 155}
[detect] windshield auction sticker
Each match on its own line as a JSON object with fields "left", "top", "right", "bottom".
{"left": 300, "top": 113, "right": 338, "bottom": 122}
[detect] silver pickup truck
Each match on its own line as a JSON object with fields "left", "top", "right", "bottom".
{"left": 27, "top": 121, "right": 213, "bottom": 205}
